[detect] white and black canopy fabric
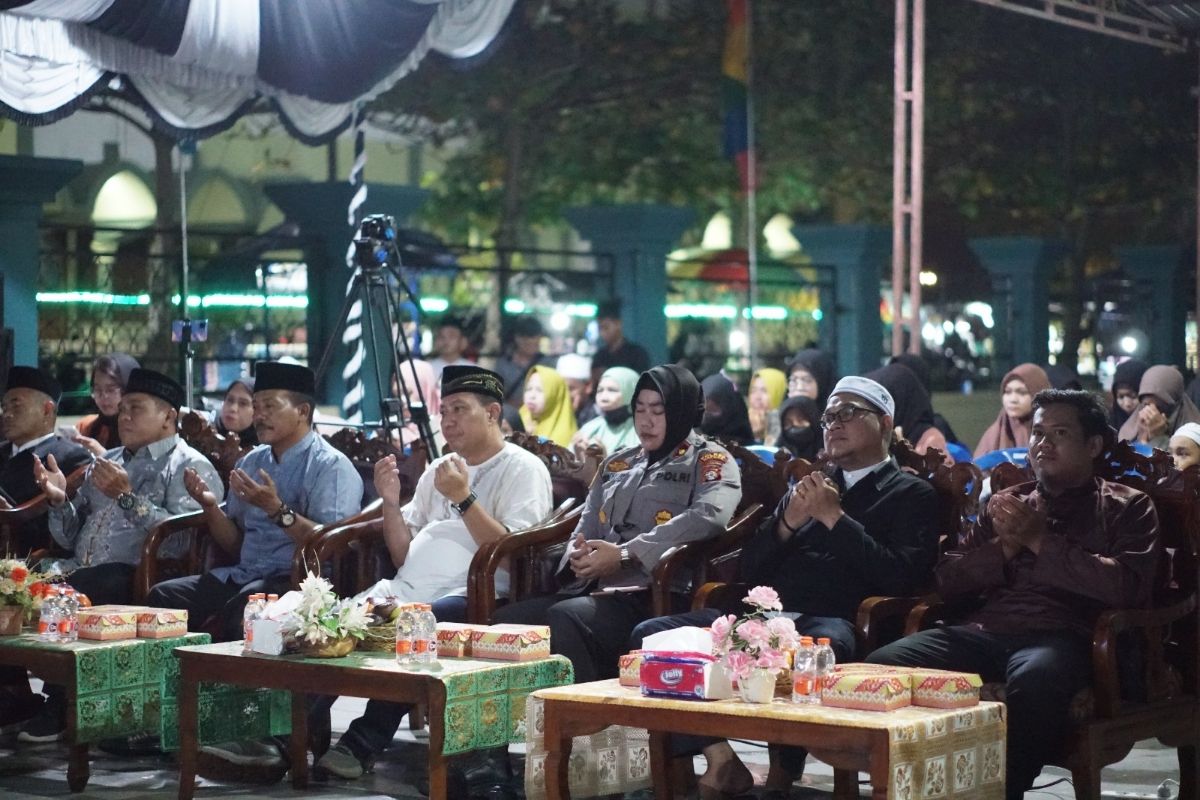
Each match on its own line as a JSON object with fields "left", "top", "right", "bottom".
{"left": 0, "top": 0, "right": 515, "bottom": 142}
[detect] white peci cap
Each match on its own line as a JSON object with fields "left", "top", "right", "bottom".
{"left": 555, "top": 353, "right": 592, "bottom": 382}
{"left": 829, "top": 376, "right": 895, "bottom": 418}
{"left": 1174, "top": 422, "right": 1200, "bottom": 448}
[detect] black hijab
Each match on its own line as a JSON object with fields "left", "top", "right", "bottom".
{"left": 633, "top": 364, "right": 704, "bottom": 464}
{"left": 214, "top": 377, "right": 259, "bottom": 447}
{"left": 1111, "top": 358, "right": 1149, "bottom": 430}
{"left": 889, "top": 354, "right": 931, "bottom": 393}
{"left": 866, "top": 363, "right": 936, "bottom": 445}
{"left": 777, "top": 395, "right": 822, "bottom": 461}
{"left": 787, "top": 348, "right": 836, "bottom": 408}
{"left": 1044, "top": 363, "right": 1083, "bottom": 391}
{"left": 699, "top": 374, "right": 755, "bottom": 445}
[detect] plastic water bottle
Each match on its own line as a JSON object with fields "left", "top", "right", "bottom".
{"left": 242, "top": 593, "right": 266, "bottom": 652}
{"left": 792, "top": 636, "right": 818, "bottom": 704}
{"left": 813, "top": 637, "right": 836, "bottom": 702}
{"left": 394, "top": 604, "right": 417, "bottom": 664}
{"left": 38, "top": 587, "right": 62, "bottom": 642}
{"left": 412, "top": 603, "right": 438, "bottom": 665}
{"left": 57, "top": 587, "right": 79, "bottom": 642}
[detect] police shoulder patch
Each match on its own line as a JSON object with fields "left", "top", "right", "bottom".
{"left": 655, "top": 509, "right": 673, "bottom": 525}
{"left": 607, "top": 459, "right": 630, "bottom": 473}
{"left": 699, "top": 451, "right": 729, "bottom": 482}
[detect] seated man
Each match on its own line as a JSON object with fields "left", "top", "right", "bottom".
{"left": 868, "top": 389, "right": 1161, "bottom": 799}
{"left": 146, "top": 361, "right": 363, "bottom": 641}
{"left": 316, "top": 365, "right": 553, "bottom": 779}
{"left": 493, "top": 364, "right": 741, "bottom": 684}
{"left": 0, "top": 366, "right": 92, "bottom": 553}
{"left": 630, "top": 376, "right": 941, "bottom": 798}
{"left": 20, "top": 368, "right": 220, "bottom": 743}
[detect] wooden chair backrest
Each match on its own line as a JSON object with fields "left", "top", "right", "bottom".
{"left": 178, "top": 411, "right": 253, "bottom": 490}
{"left": 323, "top": 428, "right": 418, "bottom": 505}
{"left": 506, "top": 431, "right": 600, "bottom": 508}
{"left": 293, "top": 502, "right": 388, "bottom": 598}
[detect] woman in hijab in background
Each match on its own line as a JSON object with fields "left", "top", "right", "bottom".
{"left": 747, "top": 367, "right": 787, "bottom": 445}
{"left": 1117, "top": 364, "right": 1200, "bottom": 449}
{"left": 213, "top": 377, "right": 258, "bottom": 447}
{"left": 867, "top": 363, "right": 948, "bottom": 457}
{"left": 574, "top": 366, "right": 640, "bottom": 456}
{"left": 75, "top": 352, "right": 139, "bottom": 455}
{"left": 1109, "top": 358, "right": 1149, "bottom": 431}
{"left": 889, "top": 353, "right": 961, "bottom": 445}
{"left": 520, "top": 364, "right": 578, "bottom": 446}
{"left": 396, "top": 360, "right": 442, "bottom": 449}
{"left": 775, "top": 395, "right": 822, "bottom": 461}
{"left": 699, "top": 373, "right": 755, "bottom": 445}
{"left": 973, "top": 363, "right": 1052, "bottom": 458}
{"left": 785, "top": 348, "right": 837, "bottom": 408}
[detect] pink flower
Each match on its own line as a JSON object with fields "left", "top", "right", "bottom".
{"left": 766, "top": 615, "right": 796, "bottom": 639}
{"left": 725, "top": 649, "right": 753, "bottom": 680}
{"left": 735, "top": 619, "right": 771, "bottom": 650}
{"left": 744, "top": 585, "right": 782, "bottom": 612}
{"left": 710, "top": 614, "right": 735, "bottom": 653}
{"left": 756, "top": 651, "right": 788, "bottom": 671}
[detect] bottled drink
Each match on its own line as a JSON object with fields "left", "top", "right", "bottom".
{"left": 38, "top": 587, "right": 62, "bottom": 642}
{"left": 57, "top": 587, "right": 79, "bottom": 642}
{"left": 792, "top": 636, "right": 818, "bottom": 704}
{"left": 242, "top": 593, "right": 266, "bottom": 652}
{"left": 813, "top": 637, "right": 837, "bottom": 702}
{"left": 412, "top": 603, "right": 438, "bottom": 665}
{"left": 394, "top": 604, "right": 417, "bottom": 665}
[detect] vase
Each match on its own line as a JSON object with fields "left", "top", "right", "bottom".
{"left": 298, "top": 635, "right": 355, "bottom": 658}
{"left": 738, "top": 667, "right": 777, "bottom": 704}
{"left": 0, "top": 605, "right": 24, "bottom": 635}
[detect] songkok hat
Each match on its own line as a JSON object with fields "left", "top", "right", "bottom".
{"left": 829, "top": 376, "right": 895, "bottom": 418}
{"left": 125, "top": 368, "right": 185, "bottom": 410}
{"left": 1174, "top": 422, "right": 1200, "bottom": 449}
{"left": 441, "top": 365, "right": 504, "bottom": 403}
{"left": 4, "top": 366, "right": 62, "bottom": 403}
{"left": 556, "top": 353, "right": 592, "bottom": 382}
{"left": 254, "top": 361, "right": 316, "bottom": 396}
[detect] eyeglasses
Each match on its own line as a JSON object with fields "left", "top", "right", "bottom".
{"left": 91, "top": 386, "right": 121, "bottom": 399}
{"left": 819, "top": 405, "right": 880, "bottom": 429}
{"left": 788, "top": 374, "right": 817, "bottom": 388}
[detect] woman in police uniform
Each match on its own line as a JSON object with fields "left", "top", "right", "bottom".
{"left": 493, "top": 364, "right": 742, "bottom": 683}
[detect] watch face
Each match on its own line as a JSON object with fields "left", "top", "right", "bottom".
{"left": 118, "top": 493, "right": 135, "bottom": 510}
{"left": 279, "top": 511, "right": 296, "bottom": 527}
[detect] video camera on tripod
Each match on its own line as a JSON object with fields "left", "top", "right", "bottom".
{"left": 352, "top": 214, "right": 399, "bottom": 270}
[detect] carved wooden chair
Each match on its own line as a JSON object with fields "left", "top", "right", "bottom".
{"left": 0, "top": 464, "right": 90, "bottom": 558}
{"left": 178, "top": 411, "right": 254, "bottom": 490}
{"left": 905, "top": 441, "right": 1200, "bottom": 799}
{"left": 505, "top": 431, "right": 600, "bottom": 508}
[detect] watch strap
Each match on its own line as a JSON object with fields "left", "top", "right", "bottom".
{"left": 451, "top": 491, "right": 477, "bottom": 515}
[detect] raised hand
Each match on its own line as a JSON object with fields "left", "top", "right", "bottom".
{"left": 433, "top": 454, "right": 470, "bottom": 505}
{"left": 70, "top": 432, "right": 107, "bottom": 457}
{"left": 374, "top": 455, "right": 403, "bottom": 506}
{"left": 33, "top": 454, "right": 68, "bottom": 506}
{"left": 183, "top": 467, "right": 219, "bottom": 509}
{"left": 229, "top": 468, "right": 281, "bottom": 513}
{"left": 91, "top": 458, "right": 132, "bottom": 499}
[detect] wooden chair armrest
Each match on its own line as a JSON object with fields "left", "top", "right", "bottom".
{"left": 0, "top": 493, "right": 51, "bottom": 525}
{"left": 691, "top": 581, "right": 750, "bottom": 613}
{"left": 290, "top": 499, "right": 385, "bottom": 586}
{"left": 467, "top": 512, "right": 579, "bottom": 623}
{"left": 903, "top": 595, "right": 946, "bottom": 635}
{"left": 856, "top": 595, "right": 923, "bottom": 654}
{"left": 650, "top": 504, "right": 765, "bottom": 617}
{"left": 1090, "top": 596, "right": 1197, "bottom": 717}
{"left": 135, "top": 508, "right": 211, "bottom": 601}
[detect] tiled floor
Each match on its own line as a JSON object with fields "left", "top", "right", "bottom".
{"left": 0, "top": 693, "right": 1184, "bottom": 798}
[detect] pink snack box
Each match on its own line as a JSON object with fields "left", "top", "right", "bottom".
{"left": 639, "top": 651, "right": 732, "bottom": 700}
{"left": 78, "top": 605, "right": 140, "bottom": 641}
{"left": 136, "top": 608, "right": 188, "bottom": 639}
{"left": 435, "top": 622, "right": 480, "bottom": 658}
{"left": 469, "top": 624, "right": 551, "bottom": 661}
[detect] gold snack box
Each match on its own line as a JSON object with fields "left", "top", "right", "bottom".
{"left": 469, "top": 624, "right": 551, "bottom": 661}
{"left": 436, "top": 622, "right": 481, "bottom": 658}
{"left": 78, "top": 605, "right": 141, "bottom": 641}
{"left": 618, "top": 651, "right": 643, "bottom": 687}
{"left": 820, "top": 671, "right": 911, "bottom": 712}
{"left": 135, "top": 608, "right": 188, "bottom": 639}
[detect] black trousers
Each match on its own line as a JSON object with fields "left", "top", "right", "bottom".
{"left": 491, "top": 591, "right": 654, "bottom": 684}
{"left": 65, "top": 562, "right": 136, "bottom": 606}
{"left": 145, "top": 571, "right": 293, "bottom": 642}
{"left": 867, "top": 624, "right": 1091, "bottom": 800}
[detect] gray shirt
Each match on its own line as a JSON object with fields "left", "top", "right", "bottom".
{"left": 210, "top": 430, "right": 363, "bottom": 583}
{"left": 49, "top": 435, "right": 222, "bottom": 568}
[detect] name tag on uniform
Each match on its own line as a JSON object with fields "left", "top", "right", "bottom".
{"left": 661, "top": 472, "right": 691, "bottom": 483}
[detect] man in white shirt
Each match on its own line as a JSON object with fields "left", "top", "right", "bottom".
{"left": 428, "top": 316, "right": 475, "bottom": 378}
{"left": 316, "top": 365, "right": 552, "bottom": 780}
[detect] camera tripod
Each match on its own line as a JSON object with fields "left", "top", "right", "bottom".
{"left": 314, "top": 214, "right": 439, "bottom": 463}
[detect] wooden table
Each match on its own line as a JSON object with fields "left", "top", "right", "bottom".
{"left": 0, "top": 632, "right": 210, "bottom": 792}
{"left": 174, "top": 642, "right": 572, "bottom": 800}
{"left": 533, "top": 680, "right": 1006, "bottom": 800}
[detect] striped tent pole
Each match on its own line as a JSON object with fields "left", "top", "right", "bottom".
{"left": 341, "top": 103, "right": 369, "bottom": 422}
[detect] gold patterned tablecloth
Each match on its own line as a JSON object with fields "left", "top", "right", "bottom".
{"left": 529, "top": 680, "right": 1006, "bottom": 800}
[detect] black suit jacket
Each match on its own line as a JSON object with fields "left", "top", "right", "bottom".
{"left": 0, "top": 435, "right": 93, "bottom": 553}
{"left": 740, "top": 460, "right": 940, "bottom": 623}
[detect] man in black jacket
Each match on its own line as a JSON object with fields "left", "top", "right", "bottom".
{"left": 629, "top": 375, "right": 941, "bottom": 798}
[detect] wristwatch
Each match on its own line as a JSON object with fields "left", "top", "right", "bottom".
{"left": 450, "top": 491, "right": 477, "bottom": 516}
{"left": 619, "top": 545, "right": 635, "bottom": 571}
{"left": 117, "top": 492, "right": 137, "bottom": 511}
{"left": 272, "top": 503, "right": 297, "bottom": 528}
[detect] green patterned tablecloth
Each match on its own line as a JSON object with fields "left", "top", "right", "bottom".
{"left": 0, "top": 633, "right": 289, "bottom": 748}
{"left": 173, "top": 642, "right": 574, "bottom": 756}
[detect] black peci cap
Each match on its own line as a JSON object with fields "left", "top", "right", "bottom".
{"left": 125, "top": 368, "right": 185, "bottom": 410}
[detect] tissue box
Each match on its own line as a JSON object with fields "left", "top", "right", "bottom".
{"left": 639, "top": 652, "right": 732, "bottom": 700}
{"left": 436, "top": 622, "right": 479, "bottom": 658}
{"left": 618, "top": 651, "right": 644, "bottom": 687}
{"left": 78, "top": 605, "right": 140, "bottom": 641}
{"left": 250, "top": 618, "right": 286, "bottom": 655}
{"left": 910, "top": 669, "right": 982, "bottom": 709}
{"left": 136, "top": 608, "right": 188, "bottom": 639}
{"left": 470, "top": 624, "right": 551, "bottom": 661}
{"left": 821, "top": 670, "right": 911, "bottom": 712}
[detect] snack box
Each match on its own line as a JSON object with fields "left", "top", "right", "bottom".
{"left": 820, "top": 669, "right": 911, "bottom": 712}
{"left": 436, "top": 622, "right": 481, "bottom": 658}
{"left": 78, "top": 604, "right": 141, "bottom": 641}
{"left": 469, "top": 624, "right": 551, "bottom": 661}
{"left": 639, "top": 651, "right": 732, "bottom": 700}
{"left": 909, "top": 669, "right": 983, "bottom": 709}
{"left": 136, "top": 608, "right": 188, "bottom": 639}
{"left": 618, "top": 651, "right": 644, "bottom": 687}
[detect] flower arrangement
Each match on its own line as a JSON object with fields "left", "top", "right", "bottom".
{"left": 287, "top": 573, "right": 370, "bottom": 646}
{"left": 711, "top": 585, "right": 799, "bottom": 681}
{"left": 0, "top": 558, "right": 46, "bottom": 614}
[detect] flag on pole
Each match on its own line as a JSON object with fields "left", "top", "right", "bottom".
{"left": 722, "top": 0, "right": 753, "bottom": 192}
